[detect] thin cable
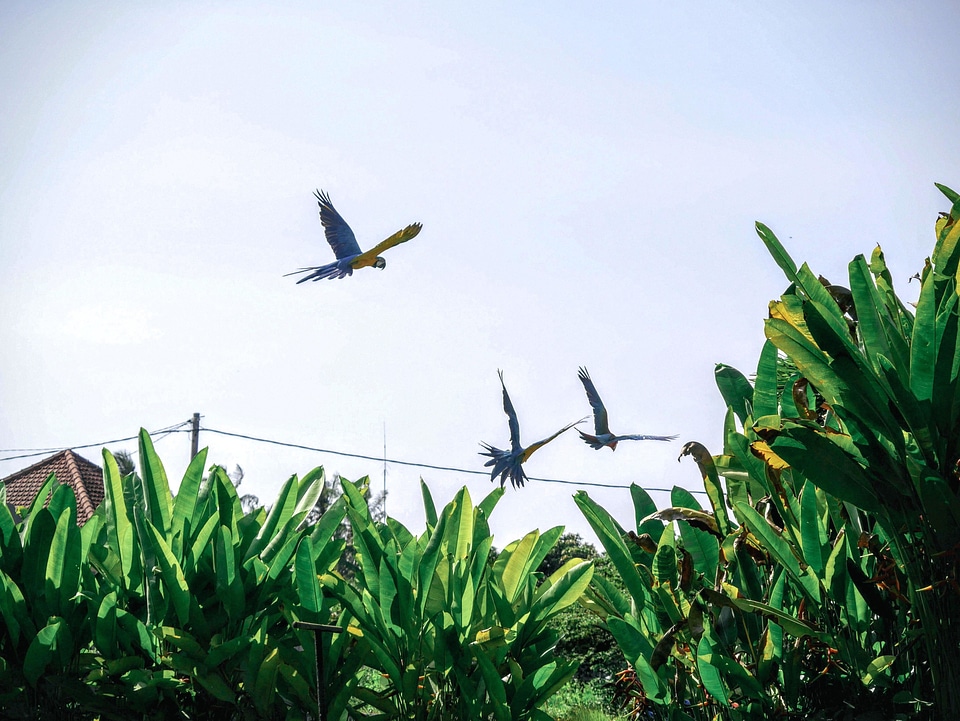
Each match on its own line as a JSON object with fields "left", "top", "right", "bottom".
{"left": 200, "top": 425, "right": 707, "bottom": 494}
{"left": 0, "top": 421, "right": 193, "bottom": 463}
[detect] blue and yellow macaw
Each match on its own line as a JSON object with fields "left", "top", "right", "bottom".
{"left": 480, "top": 371, "right": 584, "bottom": 488}
{"left": 285, "top": 190, "right": 422, "bottom": 282}
{"left": 577, "top": 367, "right": 677, "bottom": 450}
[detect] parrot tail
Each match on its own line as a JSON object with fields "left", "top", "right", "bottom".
{"left": 479, "top": 443, "right": 527, "bottom": 489}
{"left": 285, "top": 260, "right": 351, "bottom": 283}
{"left": 577, "top": 430, "right": 608, "bottom": 450}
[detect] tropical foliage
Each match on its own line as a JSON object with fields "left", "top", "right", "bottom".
{"left": 324, "top": 480, "right": 594, "bottom": 720}
{"left": 0, "top": 432, "right": 592, "bottom": 720}
{"left": 575, "top": 183, "right": 960, "bottom": 720}
{"left": 0, "top": 431, "right": 353, "bottom": 720}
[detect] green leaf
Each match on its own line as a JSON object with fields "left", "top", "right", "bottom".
{"left": 24, "top": 617, "right": 65, "bottom": 686}
{"left": 771, "top": 425, "right": 883, "bottom": 514}
{"left": 499, "top": 531, "right": 538, "bottom": 604}
{"left": 0, "top": 568, "right": 34, "bottom": 646}
{"left": 24, "top": 472, "right": 57, "bottom": 522}
{"left": 101, "top": 449, "right": 139, "bottom": 593}
{"left": 245, "top": 473, "right": 298, "bottom": 561}
{"left": 530, "top": 560, "right": 593, "bottom": 623}
{"left": 170, "top": 447, "right": 208, "bottom": 556}
{"left": 756, "top": 222, "right": 800, "bottom": 284}
{"left": 420, "top": 479, "right": 438, "bottom": 528}
{"left": 715, "top": 364, "right": 754, "bottom": 426}
{"left": 45, "top": 504, "right": 81, "bottom": 617}
{"left": 936, "top": 182, "right": 960, "bottom": 204}
{"left": 95, "top": 592, "right": 117, "bottom": 655}
{"left": 295, "top": 536, "right": 323, "bottom": 617}
{"left": 472, "top": 649, "right": 512, "bottom": 721}
{"left": 445, "top": 486, "right": 474, "bottom": 561}
{"left": 575, "top": 491, "right": 650, "bottom": 608}
{"left": 910, "top": 269, "right": 937, "bottom": 403}
{"left": 799, "top": 480, "right": 828, "bottom": 576}
{"left": 696, "top": 636, "right": 731, "bottom": 706}
{"left": 630, "top": 484, "right": 662, "bottom": 536}
{"left": 652, "top": 524, "right": 677, "bottom": 588}
{"left": 671, "top": 486, "right": 702, "bottom": 511}
{"left": 477, "top": 485, "right": 504, "bottom": 522}
{"left": 140, "top": 511, "right": 192, "bottom": 626}
{"left": 730, "top": 596, "right": 832, "bottom": 642}
{"left": 734, "top": 501, "right": 820, "bottom": 606}
{"left": 678, "top": 521, "right": 719, "bottom": 581}
{"left": 138, "top": 429, "right": 173, "bottom": 537}
{"left": 214, "top": 524, "right": 244, "bottom": 620}
{"left": 606, "top": 615, "right": 656, "bottom": 666}
{"left": 862, "top": 654, "right": 896, "bottom": 685}
{"left": 253, "top": 647, "right": 280, "bottom": 714}
{"left": 753, "top": 340, "right": 781, "bottom": 417}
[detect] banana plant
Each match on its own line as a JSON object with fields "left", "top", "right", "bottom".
{"left": 321, "top": 478, "right": 593, "bottom": 721}
{"left": 747, "top": 183, "right": 960, "bottom": 718}
{"left": 0, "top": 474, "right": 101, "bottom": 714}
{"left": 574, "top": 184, "right": 960, "bottom": 719}
{"left": 85, "top": 431, "right": 354, "bottom": 719}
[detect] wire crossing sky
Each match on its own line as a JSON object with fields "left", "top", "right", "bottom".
{"left": 2, "top": 2, "right": 958, "bottom": 544}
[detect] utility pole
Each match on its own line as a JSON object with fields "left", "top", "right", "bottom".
{"left": 190, "top": 413, "right": 200, "bottom": 460}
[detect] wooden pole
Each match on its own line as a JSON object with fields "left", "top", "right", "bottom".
{"left": 190, "top": 412, "right": 200, "bottom": 460}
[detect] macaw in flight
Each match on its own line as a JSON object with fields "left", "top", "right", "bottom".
{"left": 480, "top": 371, "right": 584, "bottom": 489}
{"left": 285, "top": 190, "right": 422, "bottom": 282}
{"left": 577, "top": 367, "right": 677, "bottom": 450}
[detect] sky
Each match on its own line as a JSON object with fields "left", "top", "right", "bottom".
{"left": 2, "top": 1, "right": 958, "bottom": 548}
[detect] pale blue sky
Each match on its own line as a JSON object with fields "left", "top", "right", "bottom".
{"left": 2, "top": 1, "right": 958, "bottom": 545}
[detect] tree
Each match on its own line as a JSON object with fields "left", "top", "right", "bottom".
{"left": 538, "top": 533, "right": 625, "bottom": 683}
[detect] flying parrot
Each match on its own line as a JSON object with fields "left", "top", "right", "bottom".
{"left": 480, "top": 371, "right": 584, "bottom": 489}
{"left": 576, "top": 367, "right": 677, "bottom": 450}
{"left": 285, "top": 190, "right": 421, "bottom": 282}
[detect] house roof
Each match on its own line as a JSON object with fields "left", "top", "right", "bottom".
{"left": 1, "top": 449, "right": 105, "bottom": 525}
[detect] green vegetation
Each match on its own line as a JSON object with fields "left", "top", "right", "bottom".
{"left": 575, "top": 183, "right": 960, "bottom": 720}
{"left": 1, "top": 185, "right": 958, "bottom": 718}
{"left": 325, "top": 480, "right": 593, "bottom": 720}
{"left": 0, "top": 431, "right": 353, "bottom": 719}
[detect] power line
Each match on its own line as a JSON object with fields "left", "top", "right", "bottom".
{"left": 0, "top": 421, "right": 194, "bottom": 463}
{"left": 0, "top": 419, "right": 708, "bottom": 496}
{"left": 200, "top": 425, "right": 707, "bottom": 494}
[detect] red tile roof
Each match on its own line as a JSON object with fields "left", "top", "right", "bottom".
{"left": 1, "top": 449, "right": 104, "bottom": 525}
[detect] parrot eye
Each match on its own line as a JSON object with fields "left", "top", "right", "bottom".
{"left": 375, "top": 257, "right": 386, "bottom": 269}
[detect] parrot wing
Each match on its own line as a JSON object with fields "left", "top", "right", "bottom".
{"left": 617, "top": 433, "right": 678, "bottom": 442}
{"left": 578, "top": 367, "right": 611, "bottom": 436}
{"left": 520, "top": 417, "right": 585, "bottom": 463}
{"left": 352, "top": 222, "right": 422, "bottom": 268}
{"left": 315, "top": 190, "right": 362, "bottom": 259}
{"left": 498, "top": 370, "right": 523, "bottom": 453}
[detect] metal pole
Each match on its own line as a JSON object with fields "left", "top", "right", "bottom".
{"left": 293, "top": 621, "right": 342, "bottom": 721}
{"left": 190, "top": 412, "right": 200, "bottom": 460}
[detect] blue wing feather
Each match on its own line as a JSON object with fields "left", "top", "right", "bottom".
{"left": 578, "top": 367, "right": 611, "bottom": 435}
{"left": 315, "top": 190, "right": 361, "bottom": 259}
{"left": 498, "top": 371, "right": 523, "bottom": 453}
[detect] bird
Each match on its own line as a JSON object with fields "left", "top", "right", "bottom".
{"left": 285, "top": 190, "right": 421, "bottom": 282}
{"left": 480, "top": 371, "right": 584, "bottom": 489}
{"left": 576, "top": 367, "right": 677, "bottom": 450}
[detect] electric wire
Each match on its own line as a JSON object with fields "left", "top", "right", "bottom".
{"left": 0, "top": 420, "right": 194, "bottom": 463}
{"left": 199, "top": 425, "right": 707, "bottom": 494}
{"left": 1, "top": 419, "right": 707, "bottom": 495}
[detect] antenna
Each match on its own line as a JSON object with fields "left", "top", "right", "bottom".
{"left": 382, "top": 421, "right": 387, "bottom": 517}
